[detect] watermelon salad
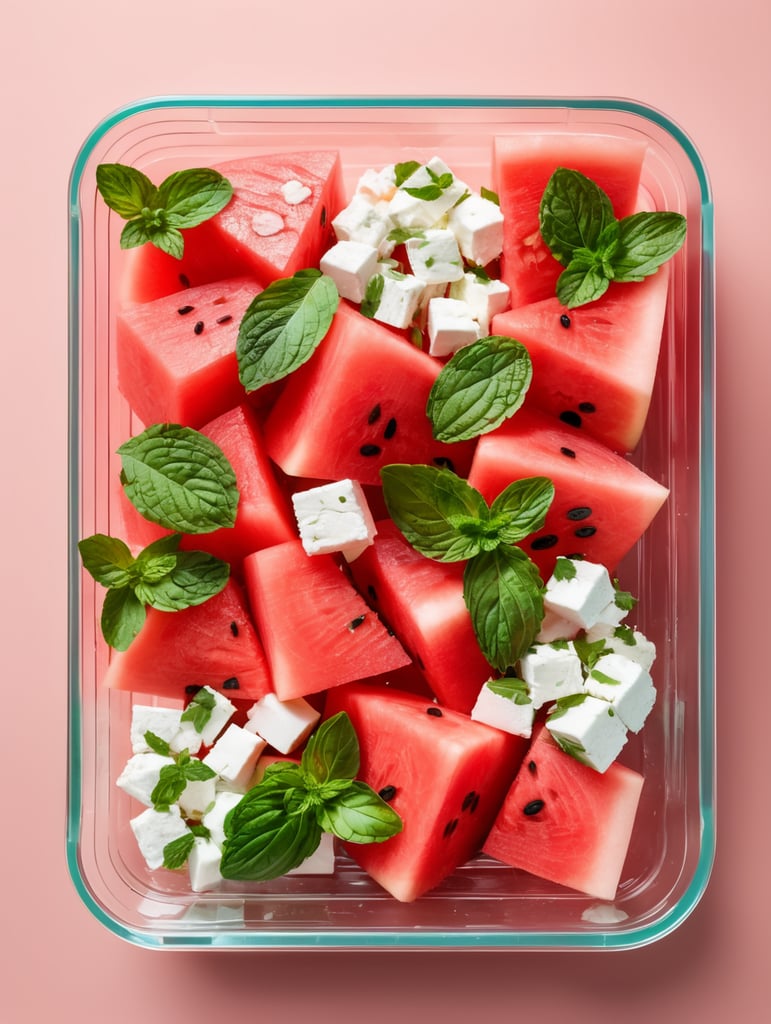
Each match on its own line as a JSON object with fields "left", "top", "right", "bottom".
{"left": 80, "top": 135, "right": 685, "bottom": 905}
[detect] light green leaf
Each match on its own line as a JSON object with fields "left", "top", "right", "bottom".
{"left": 539, "top": 167, "right": 616, "bottom": 266}
{"left": 100, "top": 585, "right": 146, "bottom": 651}
{"left": 318, "top": 781, "right": 403, "bottom": 843}
{"left": 301, "top": 711, "right": 360, "bottom": 786}
{"left": 157, "top": 168, "right": 233, "bottom": 228}
{"left": 612, "top": 211, "right": 687, "bottom": 281}
{"left": 78, "top": 533, "right": 134, "bottom": 589}
{"left": 96, "top": 163, "right": 157, "bottom": 218}
{"left": 488, "top": 477, "right": 554, "bottom": 544}
{"left": 133, "top": 550, "right": 230, "bottom": 611}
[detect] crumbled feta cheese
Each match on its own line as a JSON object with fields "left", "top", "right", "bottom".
{"left": 244, "top": 692, "right": 321, "bottom": 754}
{"left": 281, "top": 179, "right": 312, "bottom": 205}
{"left": 203, "top": 724, "right": 267, "bottom": 790}
{"left": 291, "top": 478, "right": 377, "bottom": 561}
{"left": 116, "top": 751, "right": 175, "bottom": 807}
{"left": 195, "top": 686, "right": 238, "bottom": 747}
{"left": 319, "top": 240, "right": 380, "bottom": 303}
{"left": 546, "top": 694, "right": 628, "bottom": 773}
{"left": 544, "top": 559, "right": 616, "bottom": 629}
{"left": 518, "top": 641, "right": 585, "bottom": 709}
{"left": 130, "top": 805, "right": 190, "bottom": 870}
{"left": 449, "top": 272, "right": 510, "bottom": 333}
{"left": 584, "top": 653, "right": 656, "bottom": 733}
{"left": 188, "top": 837, "right": 223, "bottom": 892}
{"left": 427, "top": 296, "right": 481, "bottom": 357}
{"left": 387, "top": 157, "right": 468, "bottom": 228}
{"left": 332, "top": 194, "right": 393, "bottom": 253}
{"left": 251, "top": 210, "right": 285, "bottom": 236}
{"left": 471, "top": 678, "right": 535, "bottom": 738}
{"left": 447, "top": 193, "right": 504, "bottom": 267}
{"left": 405, "top": 229, "right": 464, "bottom": 284}
{"left": 202, "top": 789, "right": 243, "bottom": 848}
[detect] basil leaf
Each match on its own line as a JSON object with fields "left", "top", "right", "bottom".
{"left": 224, "top": 766, "right": 305, "bottom": 837}
{"left": 118, "top": 423, "right": 239, "bottom": 534}
{"left": 78, "top": 534, "right": 134, "bottom": 589}
{"left": 237, "top": 270, "right": 339, "bottom": 392}
{"left": 220, "top": 801, "right": 322, "bottom": 881}
{"left": 100, "top": 585, "right": 146, "bottom": 651}
{"left": 488, "top": 477, "right": 554, "bottom": 544}
{"left": 381, "top": 464, "right": 491, "bottom": 562}
{"left": 163, "top": 831, "right": 195, "bottom": 870}
{"left": 133, "top": 550, "right": 230, "bottom": 612}
{"left": 96, "top": 163, "right": 157, "bottom": 219}
{"left": 556, "top": 257, "right": 611, "bottom": 308}
{"left": 486, "top": 677, "right": 532, "bottom": 705}
{"left": 539, "top": 167, "right": 616, "bottom": 266}
{"left": 318, "top": 781, "right": 403, "bottom": 843}
{"left": 157, "top": 168, "right": 233, "bottom": 229}
{"left": 427, "top": 336, "right": 533, "bottom": 442}
{"left": 611, "top": 211, "right": 687, "bottom": 281}
{"left": 181, "top": 687, "right": 216, "bottom": 732}
{"left": 301, "top": 712, "right": 359, "bottom": 786}
{"left": 463, "top": 546, "right": 545, "bottom": 672}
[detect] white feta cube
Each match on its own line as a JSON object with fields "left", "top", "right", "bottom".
{"left": 447, "top": 194, "right": 504, "bottom": 267}
{"left": 178, "top": 775, "right": 217, "bottom": 820}
{"left": 332, "top": 194, "right": 394, "bottom": 253}
{"left": 449, "top": 272, "right": 510, "bottom": 334}
{"left": 188, "top": 837, "right": 223, "bottom": 892}
{"left": 169, "top": 719, "right": 203, "bottom": 756}
{"left": 388, "top": 157, "right": 468, "bottom": 228}
{"left": 405, "top": 229, "right": 464, "bottom": 284}
{"left": 546, "top": 694, "right": 628, "bottom": 773}
{"left": 356, "top": 165, "right": 397, "bottom": 204}
{"left": 244, "top": 692, "right": 321, "bottom": 754}
{"left": 367, "top": 265, "right": 426, "bottom": 328}
{"left": 287, "top": 832, "right": 336, "bottom": 875}
{"left": 130, "top": 705, "right": 184, "bottom": 754}
{"left": 535, "top": 606, "right": 580, "bottom": 643}
{"left": 544, "top": 559, "right": 616, "bottom": 629}
{"left": 584, "top": 623, "right": 657, "bottom": 671}
{"left": 116, "top": 751, "right": 175, "bottom": 807}
{"left": 202, "top": 789, "right": 244, "bottom": 848}
{"left": 585, "top": 653, "right": 656, "bottom": 733}
{"left": 291, "top": 478, "right": 377, "bottom": 561}
{"left": 518, "top": 641, "right": 585, "bottom": 709}
{"left": 187, "top": 686, "right": 237, "bottom": 747}
{"left": 203, "top": 724, "right": 267, "bottom": 790}
{"left": 319, "top": 240, "right": 379, "bottom": 303}
{"left": 130, "top": 805, "right": 190, "bottom": 870}
{"left": 471, "top": 678, "right": 535, "bottom": 738}
{"left": 427, "top": 296, "right": 481, "bottom": 357}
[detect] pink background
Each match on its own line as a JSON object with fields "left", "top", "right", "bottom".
{"left": 2, "top": 0, "right": 768, "bottom": 1018}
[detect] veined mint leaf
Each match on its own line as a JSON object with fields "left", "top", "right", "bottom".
{"left": 381, "top": 464, "right": 491, "bottom": 562}
{"left": 613, "top": 581, "right": 638, "bottom": 611}
{"left": 301, "top": 711, "right": 359, "bottom": 786}
{"left": 539, "top": 167, "right": 616, "bottom": 266}
{"left": 163, "top": 831, "right": 196, "bottom": 870}
{"left": 133, "top": 550, "right": 229, "bottom": 612}
{"left": 573, "top": 636, "right": 608, "bottom": 670}
{"left": 426, "top": 335, "right": 533, "bottom": 442}
{"left": 156, "top": 168, "right": 233, "bottom": 229}
{"left": 151, "top": 763, "right": 187, "bottom": 810}
{"left": 556, "top": 256, "right": 611, "bottom": 308}
{"left": 488, "top": 477, "right": 554, "bottom": 544}
{"left": 486, "top": 676, "right": 532, "bottom": 705}
{"left": 144, "top": 226, "right": 184, "bottom": 260}
{"left": 95, "top": 163, "right": 157, "bottom": 219}
{"left": 182, "top": 757, "right": 217, "bottom": 782}
{"left": 237, "top": 270, "right": 338, "bottom": 392}
{"left": 613, "top": 624, "right": 637, "bottom": 646}
{"left": 119, "top": 219, "right": 153, "bottom": 252}
{"left": 118, "top": 423, "right": 239, "bottom": 534}
{"left": 612, "top": 211, "right": 687, "bottom": 281}
{"left": 100, "top": 585, "right": 146, "bottom": 651}
{"left": 78, "top": 534, "right": 134, "bottom": 589}
{"left": 317, "top": 781, "right": 403, "bottom": 844}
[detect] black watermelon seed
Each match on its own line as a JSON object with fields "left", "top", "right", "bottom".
{"left": 216, "top": 314, "right": 233, "bottom": 325}
{"left": 378, "top": 785, "right": 397, "bottom": 801}
{"left": 566, "top": 507, "right": 592, "bottom": 521}
{"left": 443, "top": 818, "right": 459, "bottom": 838}
{"left": 574, "top": 526, "right": 597, "bottom": 538}
{"left": 461, "top": 790, "right": 477, "bottom": 812}
{"left": 184, "top": 684, "right": 202, "bottom": 695}
{"left": 320, "top": 205, "right": 327, "bottom": 227}
{"left": 426, "top": 706, "right": 443, "bottom": 717}
{"left": 433, "top": 456, "right": 456, "bottom": 473}
{"left": 360, "top": 444, "right": 382, "bottom": 456}
{"left": 528, "top": 760, "right": 537, "bottom": 774}
{"left": 222, "top": 677, "right": 240, "bottom": 690}
{"left": 530, "top": 534, "right": 559, "bottom": 551}
{"left": 560, "top": 313, "right": 571, "bottom": 328}
{"left": 179, "top": 273, "right": 190, "bottom": 288}
{"left": 367, "top": 584, "right": 378, "bottom": 602}
{"left": 469, "top": 793, "right": 480, "bottom": 813}
{"left": 523, "top": 799, "right": 545, "bottom": 816}
{"left": 177, "top": 305, "right": 194, "bottom": 315}
{"left": 559, "top": 410, "right": 582, "bottom": 428}
{"left": 560, "top": 446, "right": 576, "bottom": 458}
{"left": 578, "top": 401, "right": 596, "bottom": 413}
{"left": 230, "top": 620, "right": 239, "bottom": 637}
{"left": 347, "top": 614, "right": 367, "bottom": 631}
{"left": 383, "top": 417, "right": 397, "bottom": 439}
{"left": 194, "top": 321, "right": 204, "bottom": 335}
{"left": 367, "top": 403, "right": 382, "bottom": 424}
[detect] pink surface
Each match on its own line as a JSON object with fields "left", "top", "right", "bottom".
{"left": 2, "top": 0, "right": 768, "bottom": 1018}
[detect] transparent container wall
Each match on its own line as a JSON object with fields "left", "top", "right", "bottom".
{"left": 68, "top": 98, "right": 715, "bottom": 949}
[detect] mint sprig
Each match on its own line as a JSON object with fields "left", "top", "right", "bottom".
{"left": 95, "top": 164, "right": 233, "bottom": 259}
{"left": 426, "top": 335, "right": 533, "bottom": 443}
{"left": 539, "top": 167, "right": 686, "bottom": 308}
{"left": 180, "top": 687, "right": 217, "bottom": 732}
{"left": 150, "top": 747, "right": 217, "bottom": 812}
{"left": 236, "top": 269, "right": 339, "bottom": 392}
{"left": 220, "top": 713, "right": 402, "bottom": 882}
{"left": 381, "top": 465, "right": 553, "bottom": 671}
{"left": 78, "top": 533, "right": 229, "bottom": 650}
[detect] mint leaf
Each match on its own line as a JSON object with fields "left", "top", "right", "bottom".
{"left": 387, "top": 226, "right": 425, "bottom": 245}
{"left": 613, "top": 624, "right": 637, "bottom": 646}
{"left": 612, "top": 211, "right": 687, "bottom": 281}
{"left": 301, "top": 711, "right": 359, "bottom": 786}
{"left": 100, "top": 585, "right": 146, "bottom": 651}
{"left": 613, "top": 581, "right": 638, "bottom": 612}
{"left": 119, "top": 219, "right": 153, "bottom": 251}
{"left": 95, "top": 164, "right": 157, "bottom": 219}
{"left": 573, "top": 636, "right": 608, "bottom": 670}
{"left": 426, "top": 335, "right": 532, "bottom": 442}
{"left": 556, "top": 255, "right": 611, "bottom": 307}
{"left": 145, "top": 227, "right": 185, "bottom": 261}
{"left": 317, "top": 781, "right": 403, "bottom": 844}
{"left": 182, "top": 758, "right": 217, "bottom": 782}
{"left": 360, "top": 273, "right": 384, "bottom": 318}
{"left": 547, "top": 692, "right": 589, "bottom": 721}
{"left": 553, "top": 556, "right": 578, "bottom": 582}
{"left": 151, "top": 763, "right": 187, "bottom": 810}
{"left": 394, "top": 161, "right": 421, "bottom": 186}
{"left": 118, "top": 423, "right": 239, "bottom": 534}
{"left": 181, "top": 687, "right": 217, "bottom": 732}
{"left": 486, "top": 676, "right": 532, "bottom": 705}
{"left": 381, "top": 464, "right": 491, "bottom": 562}
{"left": 156, "top": 168, "right": 233, "bottom": 229}
{"left": 480, "top": 186, "right": 500, "bottom": 206}
{"left": 237, "top": 270, "right": 339, "bottom": 392}
{"left": 163, "top": 831, "right": 196, "bottom": 870}
{"left": 590, "top": 668, "right": 621, "bottom": 686}
{"left": 463, "top": 545, "right": 545, "bottom": 672}
{"left": 144, "top": 731, "right": 171, "bottom": 757}
{"left": 488, "top": 477, "right": 554, "bottom": 544}
{"left": 133, "top": 550, "right": 229, "bottom": 612}
{"left": 539, "top": 167, "right": 616, "bottom": 266}
{"left": 78, "top": 534, "right": 134, "bottom": 589}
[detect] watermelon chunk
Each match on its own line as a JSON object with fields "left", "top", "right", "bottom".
{"left": 263, "top": 301, "right": 475, "bottom": 486}
{"left": 116, "top": 276, "right": 261, "bottom": 428}
{"left": 349, "top": 519, "right": 493, "bottom": 713}
{"left": 483, "top": 724, "right": 644, "bottom": 900}
{"left": 492, "top": 270, "right": 670, "bottom": 453}
{"left": 243, "top": 540, "right": 411, "bottom": 700}
{"left": 493, "top": 133, "right": 646, "bottom": 308}
{"left": 104, "top": 579, "right": 272, "bottom": 702}
{"left": 121, "top": 151, "right": 344, "bottom": 303}
{"left": 467, "top": 408, "right": 669, "bottom": 580}
{"left": 323, "top": 683, "right": 528, "bottom": 902}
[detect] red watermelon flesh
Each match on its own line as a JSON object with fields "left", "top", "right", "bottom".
{"left": 492, "top": 268, "right": 670, "bottom": 453}
{"left": 349, "top": 519, "right": 494, "bottom": 714}
{"left": 323, "top": 682, "right": 529, "bottom": 903}
{"left": 467, "top": 408, "right": 669, "bottom": 580}
{"left": 104, "top": 578, "right": 272, "bottom": 702}
{"left": 263, "top": 300, "right": 476, "bottom": 486}
{"left": 120, "top": 151, "right": 344, "bottom": 304}
{"left": 116, "top": 276, "right": 261, "bottom": 428}
{"left": 493, "top": 133, "right": 646, "bottom": 309}
{"left": 482, "top": 724, "right": 644, "bottom": 900}
{"left": 243, "top": 540, "right": 411, "bottom": 700}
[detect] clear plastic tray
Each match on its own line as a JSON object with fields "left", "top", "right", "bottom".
{"left": 67, "top": 96, "right": 715, "bottom": 950}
